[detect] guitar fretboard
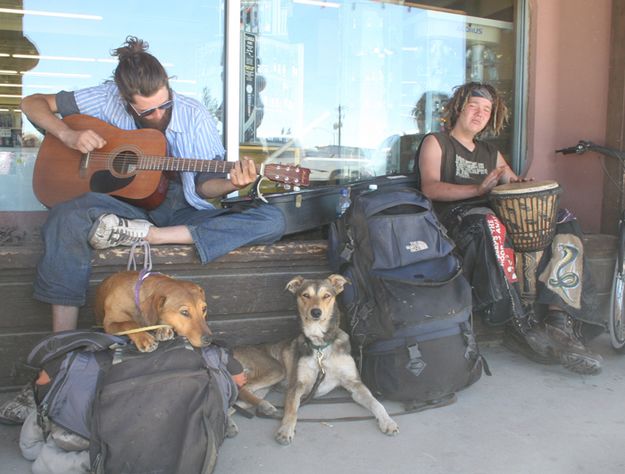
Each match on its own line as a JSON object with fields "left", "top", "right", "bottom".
{"left": 137, "top": 156, "right": 242, "bottom": 173}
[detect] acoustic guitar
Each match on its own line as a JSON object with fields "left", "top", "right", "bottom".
{"left": 32, "top": 114, "right": 310, "bottom": 209}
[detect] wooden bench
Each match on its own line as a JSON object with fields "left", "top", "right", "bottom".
{"left": 0, "top": 234, "right": 616, "bottom": 391}
{"left": 0, "top": 238, "right": 330, "bottom": 390}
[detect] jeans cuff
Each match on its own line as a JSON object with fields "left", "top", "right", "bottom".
{"left": 32, "top": 291, "right": 85, "bottom": 307}
{"left": 187, "top": 225, "right": 209, "bottom": 264}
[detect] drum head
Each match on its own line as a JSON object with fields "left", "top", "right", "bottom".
{"left": 490, "top": 180, "right": 559, "bottom": 195}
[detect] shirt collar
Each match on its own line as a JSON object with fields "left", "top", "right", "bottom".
{"left": 166, "top": 89, "right": 184, "bottom": 134}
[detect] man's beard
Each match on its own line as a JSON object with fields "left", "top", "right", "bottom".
{"left": 137, "top": 108, "right": 172, "bottom": 132}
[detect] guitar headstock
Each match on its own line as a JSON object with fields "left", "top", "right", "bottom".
{"left": 262, "top": 164, "right": 310, "bottom": 187}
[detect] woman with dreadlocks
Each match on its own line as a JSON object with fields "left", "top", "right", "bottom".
{"left": 418, "top": 82, "right": 603, "bottom": 375}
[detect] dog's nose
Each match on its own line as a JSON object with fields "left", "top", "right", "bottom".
{"left": 201, "top": 334, "right": 213, "bottom": 346}
{"left": 310, "top": 308, "right": 322, "bottom": 319}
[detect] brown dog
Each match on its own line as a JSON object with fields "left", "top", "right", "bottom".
{"left": 94, "top": 270, "right": 212, "bottom": 352}
{"left": 234, "top": 274, "right": 399, "bottom": 445}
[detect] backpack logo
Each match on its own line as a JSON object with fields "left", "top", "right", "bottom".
{"left": 405, "top": 240, "right": 429, "bottom": 253}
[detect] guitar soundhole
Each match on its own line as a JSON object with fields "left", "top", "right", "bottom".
{"left": 112, "top": 151, "right": 139, "bottom": 176}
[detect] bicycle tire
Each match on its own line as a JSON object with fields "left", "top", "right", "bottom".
{"left": 609, "top": 260, "right": 625, "bottom": 351}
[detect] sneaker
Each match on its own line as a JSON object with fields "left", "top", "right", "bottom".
{"left": 88, "top": 213, "right": 152, "bottom": 249}
{"left": 0, "top": 384, "right": 35, "bottom": 425}
{"left": 544, "top": 310, "right": 602, "bottom": 375}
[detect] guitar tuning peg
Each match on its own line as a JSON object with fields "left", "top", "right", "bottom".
{"left": 283, "top": 184, "right": 292, "bottom": 191}
{"left": 293, "top": 186, "right": 301, "bottom": 192}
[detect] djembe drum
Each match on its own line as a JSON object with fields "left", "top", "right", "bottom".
{"left": 489, "top": 180, "right": 562, "bottom": 305}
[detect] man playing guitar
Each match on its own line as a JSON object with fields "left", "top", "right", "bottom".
{"left": 20, "top": 36, "right": 286, "bottom": 334}
{"left": 0, "top": 36, "right": 288, "bottom": 425}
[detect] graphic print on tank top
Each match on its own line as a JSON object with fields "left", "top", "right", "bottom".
{"left": 455, "top": 154, "right": 489, "bottom": 180}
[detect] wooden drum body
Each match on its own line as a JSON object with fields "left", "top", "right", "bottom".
{"left": 489, "top": 180, "right": 562, "bottom": 253}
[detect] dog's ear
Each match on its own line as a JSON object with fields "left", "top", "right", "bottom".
{"left": 191, "top": 284, "right": 206, "bottom": 301}
{"left": 327, "top": 274, "right": 350, "bottom": 294}
{"left": 285, "top": 276, "right": 305, "bottom": 294}
{"left": 140, "top": 294, "right": 167, "bottom": 326}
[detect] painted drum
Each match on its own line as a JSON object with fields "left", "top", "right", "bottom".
{"left": 489, "top": 180, "right": 562, "bottom": 252}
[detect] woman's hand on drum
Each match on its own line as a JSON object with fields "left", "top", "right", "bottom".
{"left": 478, "top": 166, "right": 506, "bottom": 195}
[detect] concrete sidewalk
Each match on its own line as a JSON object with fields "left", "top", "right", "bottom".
{"left": 1, "top": 335, "right": 624, "bottom": 474}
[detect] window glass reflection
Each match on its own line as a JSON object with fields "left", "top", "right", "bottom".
{"left": 0, "top": 0, "right": 224, "bottom": 211}
{"left": 240, "top": 0, "right": 515, "bottom": 191}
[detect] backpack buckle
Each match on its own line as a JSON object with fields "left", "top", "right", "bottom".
{"left": 339, "top": 243, "right": 353, "bottom": 262}
{"left": 406, "top": 343, "right": 426, "bottom": 377}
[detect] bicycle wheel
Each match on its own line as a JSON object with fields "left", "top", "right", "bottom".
{"left": 609, "top": 258, "right": 625, "bottom": 351}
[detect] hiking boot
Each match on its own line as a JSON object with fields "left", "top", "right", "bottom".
{"left": 503, "top": 318, "right": 559, "bottom": 365}
{"left": 88, "top": 213, "right": 152, "bottom": 249}
{"left": 544, "top": 310, "right": 602, "bottom": 375}
{"left": 0, "top": 384, "right": 35, "bottom": 425}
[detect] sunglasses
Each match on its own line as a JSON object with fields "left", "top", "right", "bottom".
{"left": 129, "top": 98, "right": 173, "bottom": 118}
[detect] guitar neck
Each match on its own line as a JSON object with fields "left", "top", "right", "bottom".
{"left": 135, "top": 156, "right": 247, "bottom": 174}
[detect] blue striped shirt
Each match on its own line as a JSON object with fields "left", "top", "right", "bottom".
{"left": 63, "top": 82, "right": 225, "bottom": 210}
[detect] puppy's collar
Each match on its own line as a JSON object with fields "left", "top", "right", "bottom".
{"left": 305, "top": 337, "right": 331, "bottom": 351}
{"left": 300, "top": 338, "right": 329, "bottom": 405}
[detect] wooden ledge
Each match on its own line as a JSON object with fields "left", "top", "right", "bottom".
{"left": 0, "top": 240, "right": 329, "bottom": 270}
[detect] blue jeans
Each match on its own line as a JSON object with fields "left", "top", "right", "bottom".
{"left": 34, "top": 181, "right": 286, "bottom": 306}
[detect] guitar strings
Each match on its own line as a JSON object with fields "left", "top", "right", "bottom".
{"left": 76, "top": 152, "right": 237, "bottom": 172}
{"left": 76, "top": 152, "right": 301, "bottom": 174}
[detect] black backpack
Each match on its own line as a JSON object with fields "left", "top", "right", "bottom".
{"left": 328, "top": 186, "right": 486, "bottom": 404}
{"left": 28, "top": 330, "right": 237, "bottom": 474}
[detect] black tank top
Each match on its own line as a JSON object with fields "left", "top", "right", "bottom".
{"left": 427, "top": 132, "right": 499, "bottom": 215}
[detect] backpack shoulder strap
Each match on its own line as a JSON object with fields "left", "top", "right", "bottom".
{"left": 27, "top": 330, "right": 126, "bottom": 368}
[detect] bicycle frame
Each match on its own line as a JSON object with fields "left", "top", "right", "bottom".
{"left": 557, "top": 140, "right": 625, "bottom": 350}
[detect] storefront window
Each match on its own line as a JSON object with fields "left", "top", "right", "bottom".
{"left": 239, "top": 0, "right": 516, "bottom": 190}
{"left": 0, "top": 1, "right": 225, "bottom": 213}
{"left": 1, "top": 0, "right": 519, "bottom": 215}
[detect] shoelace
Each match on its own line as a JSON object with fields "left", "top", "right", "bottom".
{"left": 127, "top": 240, "right": 152, "bottom": 272}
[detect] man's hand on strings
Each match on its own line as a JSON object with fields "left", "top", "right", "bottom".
{"left": 60, "top": 128, "right": 107, "bottom": 154}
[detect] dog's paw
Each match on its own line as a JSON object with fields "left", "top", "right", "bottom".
{"left": 378, "top": 417, "right": 399, "bottom": 436}
{"left": 225, "top": 415, "right": 239, "bottom": 438}
{"left": 256, "top": 400, "right": 278, "bottom": 417}
{"left": 133, "top": 332, "right": 158, "bottom": 352}
{"left": 141, "top": 340, "right": 159, "bottom": 352}
{"left": 275, "top": 425, "right": 295, "bottom": 446}
{"left": 154, "top": 326, "right": 175, "bottom": 342}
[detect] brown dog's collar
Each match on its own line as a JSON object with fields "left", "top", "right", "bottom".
{"left": 134, "top": 269, "right": 162, "bottom": 315}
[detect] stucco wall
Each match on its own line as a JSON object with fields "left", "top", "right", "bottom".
{"left": 525, "top": 0, "right": 611, "bottom": 233}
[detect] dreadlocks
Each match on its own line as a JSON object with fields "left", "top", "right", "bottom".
{"left": 443, "top": 82, "right": 509, "bottom": 137}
